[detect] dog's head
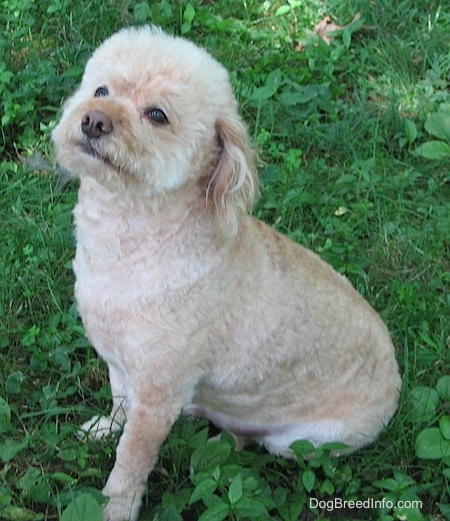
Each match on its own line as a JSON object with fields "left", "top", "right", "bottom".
{"left": 52, "top": 25, "right": 257, "bottom": 233}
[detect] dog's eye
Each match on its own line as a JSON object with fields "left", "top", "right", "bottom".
{"left": 146, "top": 108, "right": 169, "bottom": 125}
{"left": 94, "top": 86, "right": 109, "bottom": 98}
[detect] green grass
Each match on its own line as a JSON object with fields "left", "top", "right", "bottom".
{"left": 1, "top": 0, "right": 449, "bottom": 520}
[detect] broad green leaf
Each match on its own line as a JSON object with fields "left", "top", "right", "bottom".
{"left": 0, "top": 505, "right": 43, "bottom": 521}
{"left": 302, "top": 469, "right": 315, "bottom": 492}
{"left": 319, "top": 442, "right": 350, "bottom": 453}
{"left": 250, "top": 69, "right": 282, "bottom": 102}
{"left": 406, "top": 386, "right": 439, "bottom": 423}
{"left": 250, "top": 86, "right": 275, "bottom": 102}
{"left": 425, "top": 111, "right": 450, "bottom": 141}
{"left": 5, "top": 372, "right": 24, "bottom": 394}
{"left": 227, "top": 473, "right": 242, "bottom": 506}
{"left": 415, "top": 427, "right": 450, "bottom": 459}
{"left": 273, "top": 486, "right": 287, "bottom": 507}
{"left": 343, "top": 28, "right": 351, "bottom": 48}
{"left": 0, "top": 437, "right": 28, "bottom": 463}
{"left": 414, "top": 140, "right": 450, "bottom": 160}
{"left": 280, "top": 85, "right": 318, "bottom": 106}
{"left": 162, "top": 489, "right": 190, "bottom": 512}
{"left": 372, "top": 477, "right": 401, "bottom": 492}
{"left": 275, "top": 5, "right": 291, "bottom": 16}
{"left": 159, "top": 503, "right": 182, "bottom": 521}
{"left": 394, "top": 489, "right": 424, "bottom": 521}
{"left": 197, "top": 501, "right": 229, "bottom": 521}
{"left": 190, "top": 441, "right": 231, "bottom": 473}
{"left": 438, "top": 502, "right": 450, "bottom": 519}
{"left": 49, "top": 472, "right": 75, "bottom": 483}
{"left": 189, "top": 479, "right": 218, "bottom": 505}
{"left": 133, "top": 2, "right": 152, "bottom": 23}
{"left": 183, "top": 3, "right": 196, "bottom": 23}
{"left": 16, "top": 467, "right": 41, "bottom": 490}
{"left": 61, "top": 493, "right": 103, "bottom": 521}
{"left": 436, "top": 375, "right": 450, "bottom": 401}
{"left": 319, "top": 478, "right": 335, "bottom": 495}
{"left": 404, "top": 119, "right": 418, "bottom": 144}
{"left": 181, "top": 22, "right": 191, "bottom": 34}
{"left": 0, "top": 397, "right": 12, "bottom": 433}
{"left": 234, "top": 497, "right": 270, "bottom": 518}
{"left": 290, "top": 439, "right": 315, "bottom": 459}
{"left": 278, "top": 496, "right": 304, "bottom": 520}
{"left": 439, "top": 415, "right": 450, "bottom": 440}
{"left": 21, "top": 325, "right": 40, "bottom": 347}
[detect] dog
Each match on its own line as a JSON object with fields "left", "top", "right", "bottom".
{"left": 52, "top": 25, "right": 401, "bottom": 521}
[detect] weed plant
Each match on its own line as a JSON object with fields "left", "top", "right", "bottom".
{"left": 1, "top": 0, "right": 449, "bottom": 520}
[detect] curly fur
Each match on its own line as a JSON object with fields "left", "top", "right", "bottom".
{"left": 52, "top": 25, "right": 401, "bottom": 521}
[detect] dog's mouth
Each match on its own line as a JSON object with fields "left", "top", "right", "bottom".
{"left": 80, "top": 142, "right": 100, "bottom": 159}
{"left": 79, "top": 142, "right": 120, "bottom": 171}
{"left": 80, "top": 142, "right": 108, "bottom": 162}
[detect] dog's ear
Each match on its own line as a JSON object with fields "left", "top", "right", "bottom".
{"left": 207, "top": 115, "right": 258, "bottom": 235}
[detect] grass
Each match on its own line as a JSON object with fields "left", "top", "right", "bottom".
{"left": 1, "top": 0, "right": 449, "bottom": 519}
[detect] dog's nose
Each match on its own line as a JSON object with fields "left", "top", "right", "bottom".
{"left": 81, "top": 110, "right": 113, "bottom": 139}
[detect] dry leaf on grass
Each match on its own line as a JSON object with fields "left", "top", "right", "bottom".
{"left": 315, "top": 12, "right": 365, "bottom": 44}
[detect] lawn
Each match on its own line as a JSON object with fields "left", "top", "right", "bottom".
{"left": 0, "top": 0, "right": 449, "bottom": 520}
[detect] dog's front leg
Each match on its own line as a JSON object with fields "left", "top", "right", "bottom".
{"left": 80, "top": 364, "right": 127, "bottom": 440}
{"left": 102, "top": 397, "right": 180, "bottom": 521}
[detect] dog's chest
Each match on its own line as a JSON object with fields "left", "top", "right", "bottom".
{"left": 72, "top": 197, "right": 220, "bottom": 360}
{"left": 74, "top": 195, "right": 204, "bottom": 296}
{"left": 74, "top": 219, "right": 162, "bottom": 305}
{"left": 73, "top": 227, "right": 205, "bottom": 318}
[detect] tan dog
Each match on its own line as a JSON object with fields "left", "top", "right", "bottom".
{"left": 52, "top": 26, "right": 401, "bottom": 521}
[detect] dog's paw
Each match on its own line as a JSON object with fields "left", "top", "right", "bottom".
{"left": 102, "top": 488, "right": 143, "bottom": 521}
{"left": 78, "top": 415, "right": 123, "bottom": 441}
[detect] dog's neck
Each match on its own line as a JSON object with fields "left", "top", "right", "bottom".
{"left": 73, "top": 176, "right": 232, "bottom": 292}
{"left": 74, "top": 176, "right": 227, "bottom": 261}
{"left": 77, "top": 175, "right": 208, "bottom": 226}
